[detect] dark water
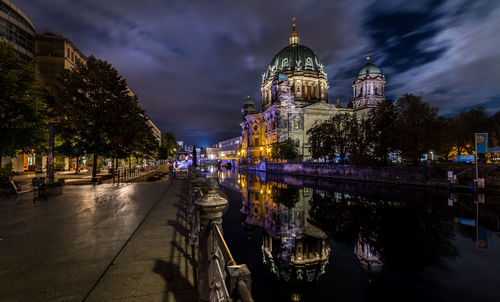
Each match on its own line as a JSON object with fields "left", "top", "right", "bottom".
{"left": 215, "top": 168, "right": 500, "bottom": 302}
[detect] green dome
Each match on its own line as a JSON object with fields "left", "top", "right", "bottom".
{"left": 243, "top": 96, "right": 254, "bottom": 108}
{"left": 358, "top": 62, "right": 381, "bottom": 76}
{"left": 264, "top": 44, "right": 324, "bottom": 80}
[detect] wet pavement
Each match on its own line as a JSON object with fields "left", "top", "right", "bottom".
{"left": 0, "top": 179, "right": 197, "bottom": 301}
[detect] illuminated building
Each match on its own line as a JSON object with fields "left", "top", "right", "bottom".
{"left": 0, "top": 0, "right": 35, "bottom": 62}
{"left": 240, "top": 20, "right": 386, "bottom": 165}
{"left": 217, "top": 136, "right": 241, "bottom": 160}
{"left": 200, "top": 147, "right": 219, "bottom": 161}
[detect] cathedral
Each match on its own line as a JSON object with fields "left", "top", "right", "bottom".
{"left": 240, "top": 21, "right": 386, "bottom": 165}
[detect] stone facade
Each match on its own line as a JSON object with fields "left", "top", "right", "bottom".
{"left": 240, "top": 22, "right": 386, "bottom": 164}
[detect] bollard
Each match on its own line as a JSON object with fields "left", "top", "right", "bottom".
{"left": 196, "top": 178, "right": 228, "bottom": 302}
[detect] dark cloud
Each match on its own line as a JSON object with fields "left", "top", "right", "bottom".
{"left": 15, "top": 0, "right": 500, "bottom": 145}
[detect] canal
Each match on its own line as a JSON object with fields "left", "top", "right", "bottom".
{"left": 213, "top": 168, "right": 500, "bottom": 302}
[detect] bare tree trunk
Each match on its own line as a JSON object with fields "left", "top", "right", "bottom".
{"left": 92, "top": 154, "right": 98, "bottom": 178}
{"left": 47, "top": 124, "right": 55, "bottom": 183}
{"left": 75, "top": 157, "right": 80, "bottom": 175}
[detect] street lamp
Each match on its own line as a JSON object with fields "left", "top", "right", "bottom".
{"left": 430, "top": 151, "right": 434, "bottom": 161}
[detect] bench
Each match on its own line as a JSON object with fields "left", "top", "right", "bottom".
{"left": 32, "top": 177, "right": 48, "bottom": 201}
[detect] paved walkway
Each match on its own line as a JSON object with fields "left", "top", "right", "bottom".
{"left": 0, "top": 179, "right": 197, "bottom": 302}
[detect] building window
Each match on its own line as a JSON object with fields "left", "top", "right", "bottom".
{"left": 294, "top": 120, "right": 300, "bottom": 129}
{"left": 254, "top": 138, "right": 259, "bottom": 146}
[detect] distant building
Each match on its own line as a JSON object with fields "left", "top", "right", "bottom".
{"left": 218, "top": 136, "right": 241, "bottom": 159}
{"left": 200, "top": 147, "right": 219, "bottom": 160}
{"left": 240, "top": 21, "right": 386, "bottom": 165}
{"left": 35, "top": 31, "right": 87, "bottom": 89}
{"left": 146, "top": 117, "right": 161, "bottom": 146}
{"left": 0, "top": 0, "right": 35, "bottom": 61}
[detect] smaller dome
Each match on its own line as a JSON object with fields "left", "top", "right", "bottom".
{"left": 358, "top": 62, "right": 381, "bottom": 76}
{"left": 243, "top": 96, "right": 255, "bottom": 108}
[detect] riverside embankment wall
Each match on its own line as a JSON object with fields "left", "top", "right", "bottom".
{"left": 267, "top": 163, "right": 434, "bottom": 185}
{"left": 266, "top": 163, "right": 500, "bottom": 189}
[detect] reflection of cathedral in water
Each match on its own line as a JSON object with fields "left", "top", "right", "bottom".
{"left": 354, "top": 238, "right": 383, "bottom": 273}
{"left": 239, "top": 172, "right": 330, "bottom": 284}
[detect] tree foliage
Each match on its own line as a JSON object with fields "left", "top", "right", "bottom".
{"left": 0, "top": 41, "right": 48, "bottom": 157}
{"left": 365, "top": 99, "right": 397, "bottom": 165}
{"left": 270, "top": 138, "right": 300, "bottom": 161}
{"left": 394, "top": 94, "right": 438, "bottom": 164}
{"left": 308, "top": 113, "right": 352, "bottom": 163}
{"left": 158, "top": 132, "right": 178, "bottom": 160}
{"left": 56, "top": 56, "right": 158, "bottom": 177}
{"left": 307, "top": 95, "right": 445, "bottom": 165}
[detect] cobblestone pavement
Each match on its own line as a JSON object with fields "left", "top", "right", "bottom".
{"left": 0, "top": 179, "right": 197, "bottom": 302}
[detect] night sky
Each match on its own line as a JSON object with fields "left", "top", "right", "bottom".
{"left": 16, "top": 0, "right": 500, "bottom": 146}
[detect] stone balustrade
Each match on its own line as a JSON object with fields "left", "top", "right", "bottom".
{"left": 187, "top": 167, "right": 254, "bottom": 302}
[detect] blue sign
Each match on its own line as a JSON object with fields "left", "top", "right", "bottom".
{"left": 476, "top": 133, "right": 488, "bottom": 154}
{"left": 455, "top": 155, "right": 475, "bottom": 162}
{"left": 478, "top": 227, "right": 488, "bottom": 249}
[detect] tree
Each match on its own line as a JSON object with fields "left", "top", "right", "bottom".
{"left": 366, "top": 99, "right": 397, "bottom": 165}
{"left": 451, "top": 107, "right": 490, "bottom": 155}
{"left": 489, "top": 111, "right": 500, "bottom": 148}
{"left": 432, "top": 116, "right": 455, "bottom": 161}
{"left": 394, "top": 94, "right": 438, "bottom": 164}
{"left": 158, "top": 132, "right": 178, "bottom": 160}
{"left": 0, "top": 41, "right": 48, "bottom": 159}
{"left": 346, "top": 114, "right": 371, "bottom": 165}
{"left": 308, "top": 121, "right": 330, "bottom": 161}
{"left": 57, "top": 56, "right": 126, "bottom": 178}
{"left": 270, "top": 138, "right": 300, "bottom": 161}
{"left": 326, "top": 114, "right": 351, "bottom": 163}
{"left": 307, "top": 114, "right": 352, "bottom": 163}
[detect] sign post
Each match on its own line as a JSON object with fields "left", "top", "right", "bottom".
{"left": 475, "top": 133, "right": 488, "bottom": 188}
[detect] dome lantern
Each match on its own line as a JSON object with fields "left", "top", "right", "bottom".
{"left": 289, "top": 17, "right": 299, "bottom": 46}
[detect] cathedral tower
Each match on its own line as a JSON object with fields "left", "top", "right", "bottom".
{"left": 352, "top": 57, "right": 386, "bottom": 110}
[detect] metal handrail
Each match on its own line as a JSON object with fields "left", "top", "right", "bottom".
{"left": 212, "top": 224, "right": 235, "bottom": 266}
{"left": 211, "top": 223, "right": 254, "bottom": 302}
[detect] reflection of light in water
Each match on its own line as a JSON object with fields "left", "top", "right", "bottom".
{"left": 354, "top": 239, "right": 383, "bottom": 273}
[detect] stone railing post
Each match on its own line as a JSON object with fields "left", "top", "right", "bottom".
{"left": 196, "top": 178, "right": 228, "bottom": 302}
{"left": 188, "top": 168, "right": 203, "bottom": 245}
